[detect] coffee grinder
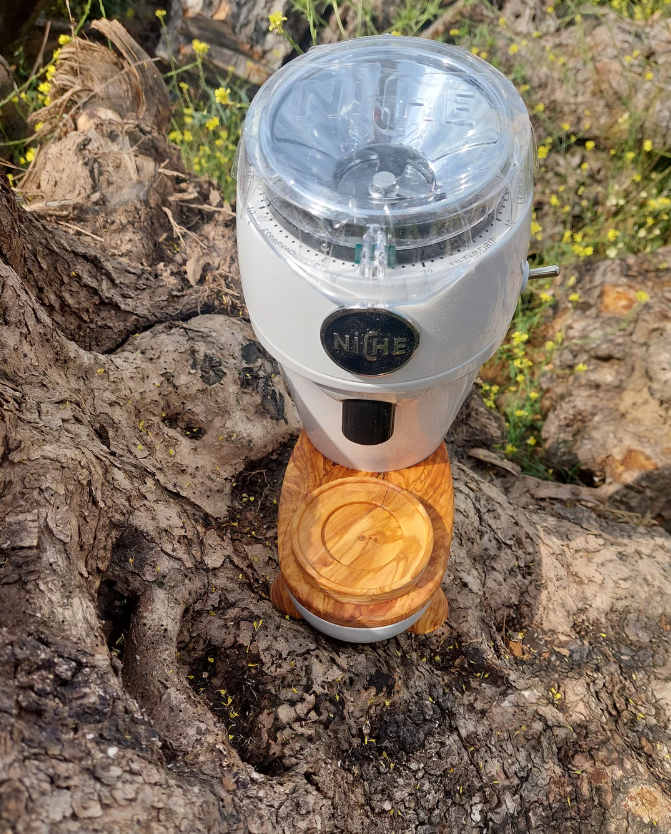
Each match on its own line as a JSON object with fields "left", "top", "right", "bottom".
{"left": 236, "top": 37, "right": 552, "bottom": 642}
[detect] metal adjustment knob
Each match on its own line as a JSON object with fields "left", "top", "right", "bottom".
{"left": 528, "top": 265, "right": 561, "bottom": 279}
{"left": 520, "top": 263, "right": 560, "bottom": 293}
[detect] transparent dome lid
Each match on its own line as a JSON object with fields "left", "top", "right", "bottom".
{"left": 238, "top": 36, "right": 533, "bottom": 277}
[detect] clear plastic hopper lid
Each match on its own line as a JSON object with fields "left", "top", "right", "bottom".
{"left": 239, "top": 36, "right": 533, "bottom": 270}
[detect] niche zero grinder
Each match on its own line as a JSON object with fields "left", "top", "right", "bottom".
{"left": 236, "top": 37, "right": 537, "bottom": 642}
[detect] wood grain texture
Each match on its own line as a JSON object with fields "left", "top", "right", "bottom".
{"left": 291, "top": 476, "right": 433, "bottom": 603}
{"left": 270, "top": 575, "right": 303, "bottom": 620}
{"left": 408, "top": 588, "right": 449, "bottom": 634}
{"left": 277, "top": 431, "right": 453, "bottom": 629}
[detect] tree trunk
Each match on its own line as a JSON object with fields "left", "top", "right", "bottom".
{"left": 2, "top": 25, "right": 671, "bottom": 834}
{"left": 537, "top": 253, "right": 671, "bottom": 533}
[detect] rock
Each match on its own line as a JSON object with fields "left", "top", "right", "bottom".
{"left": 540, "top": 251, "right": 671, "bottom": 529}
{"left": 495, "top": 3, "right": 671, "bottom": 149}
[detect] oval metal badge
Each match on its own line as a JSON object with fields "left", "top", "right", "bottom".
{"left": 321, "top": 308, "right": 419, "bottom": 376}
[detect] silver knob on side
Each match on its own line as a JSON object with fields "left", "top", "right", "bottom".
{"left": 528, "top": 265, "right": 560, "bottom": 279}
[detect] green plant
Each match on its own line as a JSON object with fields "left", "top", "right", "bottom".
{"left": 152, "top": 14, "right": 249, "bottom": 202}
{"left": 596, "top": 0, "right": 671, "bottom": 19}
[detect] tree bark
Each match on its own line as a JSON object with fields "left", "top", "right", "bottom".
{"left": 537, "top": 252, "right": 671, "bottom": 533}
{"left": 2, "top": 26, "right": 671, "bottom": 834}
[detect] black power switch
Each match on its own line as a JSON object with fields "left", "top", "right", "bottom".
{"left": 341, "top": 400, "right": 395, "bottom": 446}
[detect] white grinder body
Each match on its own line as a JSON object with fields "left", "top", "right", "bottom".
{"left": 236, "top": 37, "right": 535, "bottom": 471}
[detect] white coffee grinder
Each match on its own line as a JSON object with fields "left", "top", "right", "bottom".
{"left": 236, "top": 36, "right": 553, "bottom": 642}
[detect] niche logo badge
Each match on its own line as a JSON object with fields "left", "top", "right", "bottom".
{"left": 321, "top": 309, "right": 419, "bottom": 376}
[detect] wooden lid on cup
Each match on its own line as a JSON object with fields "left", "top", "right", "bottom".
{"left": 290, "top": 476, "right": 434, "bottom": 604}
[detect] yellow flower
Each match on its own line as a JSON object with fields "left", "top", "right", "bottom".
{"left": 516, "top": 374, "right": 525, "bottom": 383}
{"left": 606, "top": 228, "right": 619, "bottom": 241}
{"left": 168, "top": 129, "right": 182, "bottom": 143}
{"left": 24, "top": 147, "right": 35, "bottom": 163}
{"left": 550, "top": 194, "right": 560, "bottom": 207}
{"left": 205, "top": 116, "right": 219, "bottom": 131}
{"left": 643, "top": 139, "right": 653, "bottom": 152}
{"left": 519, "top": 84, "right": 530, "bottom": 92}
{"left": 499, "top": 16, "right": 506, "bottom": 25}
{"left": 58, "top": 33, "right": 71, "bottom": 45}
{"left": 215, "top": 87, "right": 231, "bottom": 105}
{"left": 580, "top": 162, "right": 588, "bottom": 171}
{"left": 527, "top": 436, "right": 537, "bottom": 446}
{"left": 182, "top": 129, "right": 193, "bottom": 142}
{"left": 515, "top": 409, "right": 527, "bottom": 417}
{"left": 540, "top": 292, "right": 552, "bottom": 302}
{"left": 530, "top": 220, "right": 542, "bottom": 235}
{"left": 547, "top": 5, "right": 555, "bottom": 12}
{"left": 633, "top": 173, "right": 642, "bottom": 182}
{"left": 636, "top": 290, "right": 650, "bottom": 303}
{"left": 574, "top": 363, "right": 588, "bottom": 373}
{"left": 529, "top": 391, "right": 539, "bottom": 400}
{"left": 192, "top": 39, "right": 210, "bottom": 57}
{"left": 391, "top": 30, "right": 402, "bottom": 35}
{"left": 155, "top": 9, "right": 167, "bottom": 19}
{"left": 34, "top": 121, "right": 44, "bottom": 131}
{"left": 569, "top": 292, "right": 580, "bottom": 302}
{"left": 625, "top": 151, "right": 636, "bottom": 162}
{"left": 37, "top": 81, "right": 51, "bottom": 95}
{"left": 505, "top": 444, "right": 517, "bottom": 455}
{"left": 645, "top": 71, "right": 654, "bottom": 80}
{"left": 585, "top": 140, "right": 595, "bottom": 151}
{"left": 449, "top": 28, "right": 460, "bottom": 35}
{"left": 509, "top": 44, "right": 519, "bottom": 55}
{"left": 268, "top": 11, "right": 288, "bottom": 31}
{"left": 561, "top": 122, "right": 570, "bottom": 131}
{"left": 534, "top": 102, "right": 545, "bottom": 112}
{"left": 470, "top": 47, "right": 480, "bottom": 55}
{"left": 537, "top": 145, "right": 549, "bottom": 160}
